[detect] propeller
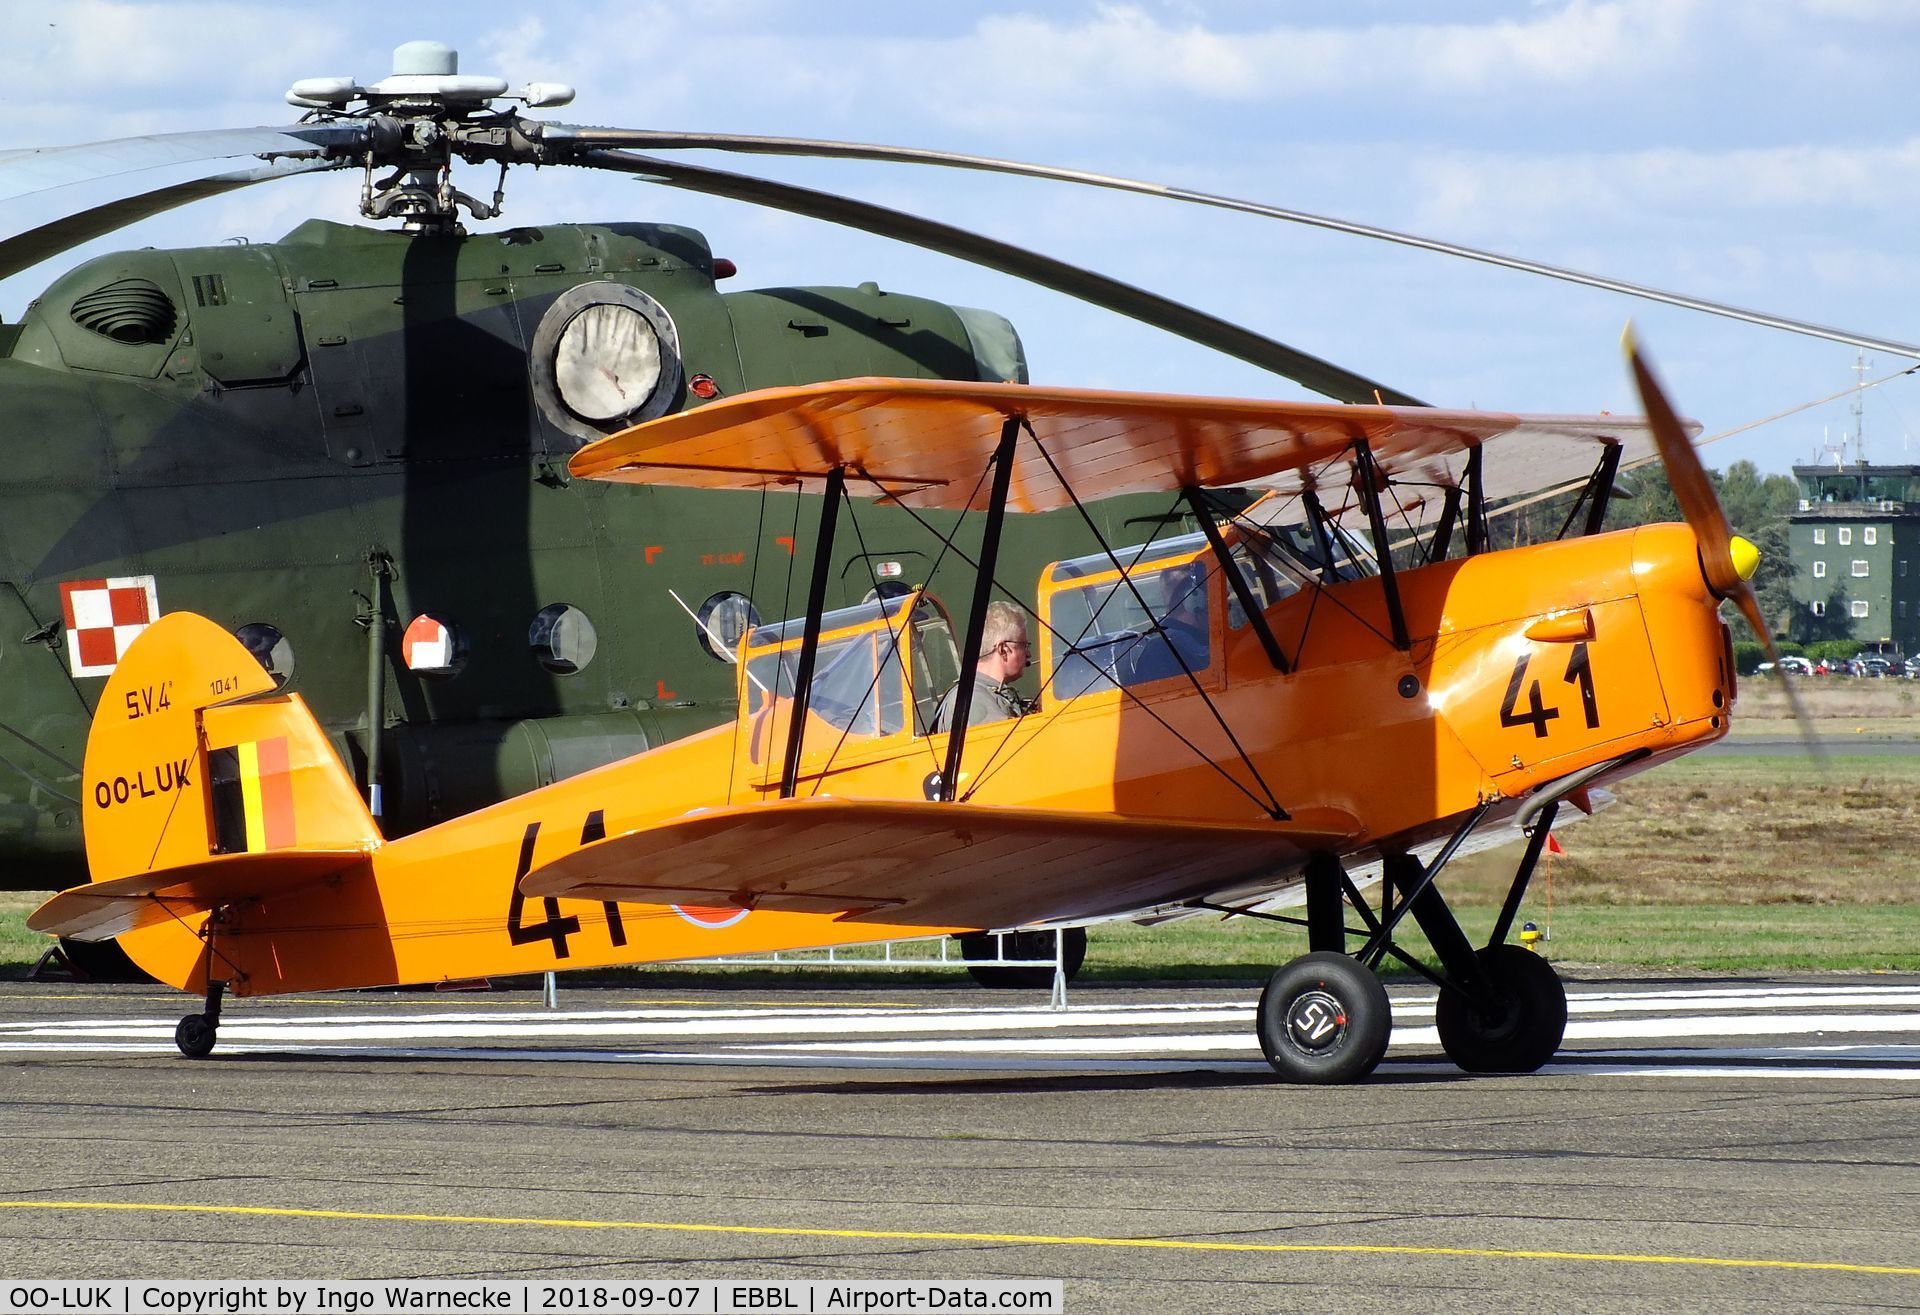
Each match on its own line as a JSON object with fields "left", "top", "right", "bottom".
{"left": 1623, "top": 325, "right": 1822, "bottom": 757}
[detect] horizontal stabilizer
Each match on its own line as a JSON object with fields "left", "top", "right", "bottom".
{"left": 522, "top": 798, "right": 1357, "bottom": 931}
{"left": 29, "top": 847, "right": 373, "bottom": 941}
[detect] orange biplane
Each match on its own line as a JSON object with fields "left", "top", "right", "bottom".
{"left": 32, "top": 336, "right": 1768, "bottom": 1083}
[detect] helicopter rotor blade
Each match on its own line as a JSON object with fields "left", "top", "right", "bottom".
{"left": 575, "top": 148, "right": 1424, "bottom": 407}
{"left": 544, "top": 126, "right": 1920, "bottom": 361}
{"left": 0, "top": 158, "right": 351, "bottom": 282}
{"left": 0, "top": 124, "right": 366, "bottom": 207}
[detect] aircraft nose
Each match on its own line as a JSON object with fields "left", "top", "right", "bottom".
{"left": 1729, "top": 534, "right": 1760, "bottom": 583}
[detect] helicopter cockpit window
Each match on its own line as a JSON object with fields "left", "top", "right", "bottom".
{"left": 529, "top": 604, "right": 598, "bottom": 674}
{"left": 234, "top": 623, "right": 293, "bottom": 688}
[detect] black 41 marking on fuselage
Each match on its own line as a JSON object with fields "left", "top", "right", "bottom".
{"left": 504, "top": 811, "right": 626, "bottom": 958}
{"left": 1500, "top": 642, "right": 1600, "bottom": 739}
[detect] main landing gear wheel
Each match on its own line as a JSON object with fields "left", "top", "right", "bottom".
{"left": 1257, "top": 951, "right": 1392, "bottom": 1084}
{"left": 1435, "top": 944, "right": 1568, "bottom": 1074}
{"left": 174, "top": 1014, "right": 217, "bottom": 1059}
{"left": 959, "top": 927, "right": 1087, "bottom": 990}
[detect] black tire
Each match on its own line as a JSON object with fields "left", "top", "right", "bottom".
{"left": 1435, "top": 944, "right": 1567, "bottom": 1073}
{"left": 1257, "top": 951, "right": 1392, "bottom": 1084}
{"left": 174, "top": 1014, "right": 217, "bottom": 1059}
{"left": 959, "top": 928, "right": 1087, "bottom": 990}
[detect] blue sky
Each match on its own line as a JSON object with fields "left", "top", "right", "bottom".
{"left": 6, "top": 0, "right": 1920, "bottom": 474}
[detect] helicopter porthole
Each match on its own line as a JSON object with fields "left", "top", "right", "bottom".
{"left": 530, "top": 604, "right": 598, "bottom": 675}
{"left": 530, "top": 282, "right": 683, "bottom": 448}
{"left": 696, "top": 591, "right": 760, "bottom": 662}
{"left": 234, "top": 623, "right": 294, "bottom": 688}
{"left": 401, "top": 613, "right": 468, "bottom": 678}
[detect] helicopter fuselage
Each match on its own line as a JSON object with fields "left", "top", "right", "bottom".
{"left": 0, "top": 218, "right": 1163, "bottom": 889}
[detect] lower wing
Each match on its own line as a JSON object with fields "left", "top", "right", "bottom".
{"left": 521, "top": 798, "right": 1360, "bottom": 931}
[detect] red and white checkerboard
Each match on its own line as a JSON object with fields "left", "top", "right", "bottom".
{"left": 401, "top": 614, "right": 453, "bottom": 672}
{"left": 59, "top": 576, "right": 160, "bottom": 677}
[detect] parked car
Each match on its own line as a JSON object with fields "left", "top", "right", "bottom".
{"left": 1759, "top": 656, "right": 1814, "bottom": 676}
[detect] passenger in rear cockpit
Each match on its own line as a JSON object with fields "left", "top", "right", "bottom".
{"left": 931, "top": 601, "right": 1036, "bottom": 732}
{"left": 1126, "top": 565, "right": 1211, "bottom": 683}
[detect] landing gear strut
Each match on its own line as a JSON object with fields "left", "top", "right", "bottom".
{"left": 1223, "top": 804, "right": 1569, "bottom": 1083}
{"left": 175, "top": 980, "right": 225, "bottom": 1059}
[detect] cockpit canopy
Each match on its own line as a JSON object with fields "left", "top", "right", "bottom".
{"left": 738, "top": 590, "right": 962, "bottom": 758}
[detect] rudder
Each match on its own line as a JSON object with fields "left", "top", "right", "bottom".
{"left": 81, "top": 611, "right": 380, "bottom": 884}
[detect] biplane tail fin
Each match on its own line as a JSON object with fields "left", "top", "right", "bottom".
{"left": 30, "top": 612, "right": 381, "bottom": 943}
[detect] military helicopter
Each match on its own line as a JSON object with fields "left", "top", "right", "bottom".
{"left": 1, "top": 42, "right": 1366, "bottom": 908}
{"left": 0, "top": 39, "right": 1886, "bottom": 978}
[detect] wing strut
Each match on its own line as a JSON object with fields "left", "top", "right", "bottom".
{"left": 1557, "top": 442, "right": 1624, "bottom": 540}
{"left": 1428, "top": 484, "right": 1463, "bottom": 562}
{"left": 782, "top": 466, "right": 847, "bottom": 799}
{"left": 1351, "top": 440, "right": 1411, "bottom": 652}
{"left": 939, "top": 417, "right": 1021, "bottom": 802}
{"left": 1184, "top": 487, "right": 1289, "bottom": 674}
{"left": 1464, "top": 446, "right": 1491, "bottom": 556}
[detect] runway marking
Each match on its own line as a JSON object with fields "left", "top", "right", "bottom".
{"left": 0, "top": 1200, "right": 1913, "bottom": 1277}
{"left": 0, "top": 1005, "right": 1254, "bottom": 1044}
{"left": 6, "top": 984, "right": 1919, "bottom": 1079}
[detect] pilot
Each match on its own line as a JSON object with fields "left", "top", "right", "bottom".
{"left": 1157, "top": 564, "right": 1210, "bottom": 665}
{"left": 932, "top": 601, "right": 1036, "bottom": 732}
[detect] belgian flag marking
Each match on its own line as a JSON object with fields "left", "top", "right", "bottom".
{"left": 209, "top": 737, "right": 295, "bottom": 854}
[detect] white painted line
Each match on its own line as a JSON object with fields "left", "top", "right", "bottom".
{"left": 1586, "top": 1065, "right": 1920, "bottom": 1082}
{"left": 0, "top": 1006, "right": 1259, "bottom": 1044}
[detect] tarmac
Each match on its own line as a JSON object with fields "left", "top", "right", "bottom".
{"left": 2, "top": 973, "right": 1918, "bottom": 1313}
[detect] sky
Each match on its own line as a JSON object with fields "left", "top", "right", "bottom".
{"left": 5, "top": 0, "right": 1920, "bottom": 475}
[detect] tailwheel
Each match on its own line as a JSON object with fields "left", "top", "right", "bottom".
{"left": 1257, "top": 951, "right": 1391, "bottom": 1084}
{"left": 1435, "top": 944, "right": 1567, "bottom": 1073}
{"left": 174, "top": 1014, "right": 217, "bottom": 1059}
{"left": 174, "top": 979, "right": 226, "bottom": 1059}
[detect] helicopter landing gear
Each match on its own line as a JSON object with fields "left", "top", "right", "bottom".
{"left": 959, "top": 927, "right": 1087, "bottom": 990}
{"left": 175, "top": 980, "right": 225, "bottom": 1059}
{"left": 1257, "top": 951, "right": 1391, "bottom": 1084}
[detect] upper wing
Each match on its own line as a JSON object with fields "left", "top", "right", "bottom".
{"left": 520, "top": 797, "right": 1360, "bottom": 930}
{"left": 568, "top": 377, "right": 1686, "bottom": 514}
